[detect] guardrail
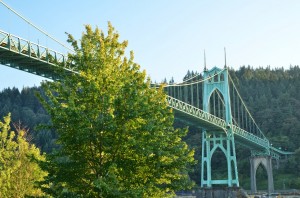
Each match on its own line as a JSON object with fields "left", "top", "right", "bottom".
{"left": 0, "top": 30, "right": 69, "bottom": 67}
{"left": 167, "top": 96, "right": 227, "bottom": 129}
{"left": 167, "top": 96, "right": 270, "bottom": 150}
{"left": 0, "top": 29, "right": 292, "bottom": 159}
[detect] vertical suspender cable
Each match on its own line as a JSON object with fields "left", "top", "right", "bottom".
{"left": 241, "top": 102, "right": 244, "bottom": 129}
{"left": 186, "top": 85, "right": 188, "bottom": 103}
{"left": 245, "top": 108, "right": 248, "bottom": 131}
{"left": 228, "top": 74, "right": 266, "bottom": 140}
{"left": 178, "top": 86, "right": 182, "bottom": 100}
{"left": 213, "top": 91, "right": 216, "bottom": 115}
{"left": 232, "top": 81, "right": 236, "bottom": 124}
{"left": 218, "top": 91, "right": 221, "bottom": 118}
{"left": 173, "top": 86, "right": 175, "bottom": 99}
{"left": 183, "top": 86, "right": 185, "bottom": 102}
{"left": 237, "top": 94, "right": 240, "bottom": 127}
{"left": 191, "top": 83, "right": 194, "bottom": 106}
{"left": 197, "top": 82, "right": 199, "bottom": 108}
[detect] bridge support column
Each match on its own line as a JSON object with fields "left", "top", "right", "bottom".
{"left": 250, "top": 156, "right": 274, "bottom": 194}
{"left": 201, "top": 130, "right": 239, "bottom": 188}
{"left": 201, "top": 67, "right": 239, "bottom": 188}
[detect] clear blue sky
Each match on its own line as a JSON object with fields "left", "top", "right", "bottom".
{"left": 1, "top": 0, "right": 300, "bottom": 90}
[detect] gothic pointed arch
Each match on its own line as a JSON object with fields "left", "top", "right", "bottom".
{"left": 208, "top": 88, "right": 226, "bottom": 119}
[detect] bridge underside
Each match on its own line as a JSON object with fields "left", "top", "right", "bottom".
{"left": 173, "top": 109, "right": 223, "bottom": 132}
{"left": 173, "top": 109, "right": 267, "bottom": 152}
{"left": 0, "top": 47, "right": 62, "bottom": 80}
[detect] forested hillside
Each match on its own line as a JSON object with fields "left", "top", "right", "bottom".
{"left": 230, "top": 66, "right": 300, "bottom": 189}
{"left": 231, "top": 66, "right": 300, "bottom": 150}
{"left": 0, "top": 87, "right": 57, "bottom": 153}
{"left": 180, "top": 66, "right": 300, "bottom": 189}
{"left": 0, "top": 66, "right": 300, "bottom": 190}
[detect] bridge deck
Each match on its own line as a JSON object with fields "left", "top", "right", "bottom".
{"left": 168, "top": 96, "right": 270, "bottom": 151}
{"left": 0, "top": 30, "right": 72, "bottom": 80}
{"left": 0, "top": 29, "right": 291, "bottom": 159}
{"left": 0, "top": 47, "right": 59, "bottom": 79}
{"left": 173, "top": 108, "right": 268, "bottom": 150}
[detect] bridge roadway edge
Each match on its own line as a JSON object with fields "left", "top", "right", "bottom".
{"left": 1, "top": 29, "right": 295, "bottom": 195}
{"left": 172, "top": 108, "right": 268, "bottom": 152}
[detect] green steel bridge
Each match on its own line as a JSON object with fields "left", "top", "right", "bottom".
{"left": 0, "top": 29, "right": 294, "bottom": 193}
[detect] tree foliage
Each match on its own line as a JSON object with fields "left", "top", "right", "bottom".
{"left": 38, "top": 23, "right": 195, "bottom": 197}
{"left": 0, "top": 114, "right": 46, "bottom": 197}
{"left": 180, "top": 66, "right": 300, "bottom": 189}
{"left": 2, "top": 38, "right": 300, "bottom": 191}
{"left": 0, "top": 87, "right": 55, "bottom": 153}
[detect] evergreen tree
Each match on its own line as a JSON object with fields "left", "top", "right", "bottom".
{"left": 38, "top": 23, "right": 195, "bottom": 197}
{"left": 0, "top": 114, "right": 46, "bottom": 197}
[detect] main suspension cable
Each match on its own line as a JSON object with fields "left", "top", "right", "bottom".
{"left": 154, "top": 68, "right": 226, "bottom": 88}
{"left": 182, "top": 72, "right": 203, "bottom": 82}
{"left": 228, "top": 73, "right": 266, "bottom": 139}
{"left": 0, "top": 0, "right": 74, "bottom": 52}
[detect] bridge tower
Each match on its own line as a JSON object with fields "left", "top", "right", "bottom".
{"left": 250, "top": 155, "right": 274, "bottom": 194}
{"left": 201, "top": 67, "right": 239, "bottom": 187}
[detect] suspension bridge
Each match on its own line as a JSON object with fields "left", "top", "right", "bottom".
{"left": 0, "top": 1, "right": 295, "bottom": 194}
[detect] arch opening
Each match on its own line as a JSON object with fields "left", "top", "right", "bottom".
{"left": 211, "top": 147, "right": 227, "bottom": 182}
{"left": 255, "top": 163, "right": 268, "bottom": 191}
{"left": 220, "top": 73, "right": 225, "bottom": 81}
{"left": 214, "top": 72, "right": 218, "bottom": 82}
{"left": 208, "top": 89, "right": 226, "bottom": 120}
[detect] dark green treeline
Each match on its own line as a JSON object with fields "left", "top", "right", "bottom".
{"left": 0, "top": 87, "right": 58, "bottom": 153}
{"left": 0, "top": 66, "right": 300, "bottom": 189}
{"left": 175, "top": 66, "right": 300, "bottom": 190}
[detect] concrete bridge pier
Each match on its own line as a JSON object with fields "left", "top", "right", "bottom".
{"left": 250, "top": 156, "right": 274, "bottom": 194}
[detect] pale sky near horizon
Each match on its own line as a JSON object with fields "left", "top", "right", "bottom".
{"left": 1, "top": 1, "right": 300, "bottom": 90}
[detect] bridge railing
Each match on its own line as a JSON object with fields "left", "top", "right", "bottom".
{"left": 0, "top": 29, "right": 290, "bottom": 158}
{"left": 167, "top": 96, "right": 227, "bottom": 129}
{"left": 270, "top": 146, "right": 295, "bottom": 155}
{"left": 232, "top": 125, "right": 269, "bottom": 149}
{"left": 0, "top": 30, "right": 68, "bottom": 68}
{"left": 167, "top": 96, "right": 270, "bottom": 150}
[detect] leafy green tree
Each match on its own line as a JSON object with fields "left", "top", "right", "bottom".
{"left": 0, "top": 114, "right": 46, "bottom": 197}
{"left": 39, "top": 23, "right": 195, "bottom": 197}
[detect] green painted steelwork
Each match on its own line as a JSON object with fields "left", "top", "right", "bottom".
{"left": 167, "top": 95, "right": 272, "bottom": 151}
{"left": 167, "top": 67, "right": 292, "bottom": 187}
{"left": 201, "top": 67, "right": 239, "bottom": 187}
{"left": 0, "top": 29, "right": 294, "bottom": 189}
{"left": 0, "top": 29, "right": 74, "bottom": 80}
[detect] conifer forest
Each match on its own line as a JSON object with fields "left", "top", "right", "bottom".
{"left": 1, "top": 66, "right": 300, "bottom": 193}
